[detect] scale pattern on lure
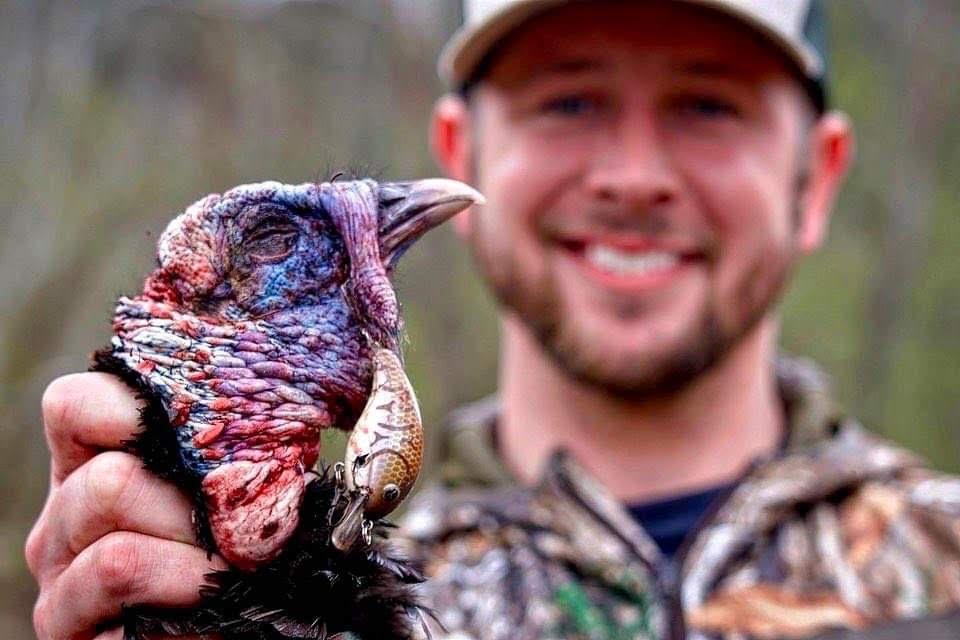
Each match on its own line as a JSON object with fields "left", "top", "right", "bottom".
{"left": 346, "top": 347, "right": 424, "bottom": 518}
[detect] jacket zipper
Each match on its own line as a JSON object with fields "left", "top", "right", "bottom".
{"left": 554, "top": 462, "right": 753, "bottom": 640}
{"left": 663, "top": 462, "right": 767, "bottom": 640}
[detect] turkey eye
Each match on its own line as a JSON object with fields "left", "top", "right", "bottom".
{"left": 245, "top": 222, "right": 299, "bottom": 262}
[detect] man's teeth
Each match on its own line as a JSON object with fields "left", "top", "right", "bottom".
{"left": 583, "top": 245, "right": 680, "bottom": 275}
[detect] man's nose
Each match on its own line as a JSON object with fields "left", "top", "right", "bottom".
{"left": 585, "top": 110, "right": 680, "bottom": 209}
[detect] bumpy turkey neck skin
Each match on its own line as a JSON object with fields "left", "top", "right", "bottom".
{"left": 111, "top": 293, "right": 373, "bottom": 569}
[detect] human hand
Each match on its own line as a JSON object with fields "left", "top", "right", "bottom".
{"left": 25, "top": 372, "right": 227, "bottom": 640}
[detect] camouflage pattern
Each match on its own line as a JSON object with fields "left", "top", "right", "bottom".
{"left": 398, "top": 357, "right": 960, "bottom": 639}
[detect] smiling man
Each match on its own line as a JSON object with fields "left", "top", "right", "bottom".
{"left": 25, "top": 2, "right": 960, "bottom": 640}
{"left": 398, "top": 1, "right": 960, "bottom": 639}
{"left": 430, "top": 1, "right": 832, "bottom": 498}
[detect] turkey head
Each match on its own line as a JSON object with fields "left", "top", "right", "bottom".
{"left": 96, "top": 178, "right": 481, "bottom": 572}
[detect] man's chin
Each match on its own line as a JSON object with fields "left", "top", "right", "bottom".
{"left": 540, "top": 317, "right": 727, "bottom": 400}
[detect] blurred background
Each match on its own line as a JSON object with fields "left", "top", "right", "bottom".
{"left": 1, "top": 0, "right": 958, "bottom": 636}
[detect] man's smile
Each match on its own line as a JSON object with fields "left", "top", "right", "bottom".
{"left": 552, "top": 234, "right": 705, "bottom": 294}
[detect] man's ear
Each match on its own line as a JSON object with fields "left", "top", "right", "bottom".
{"left": 796, "top": 111, "right": 855, "bottom": 254}
{"left": 431, "top": 93, "right": 474, "bottom": 238}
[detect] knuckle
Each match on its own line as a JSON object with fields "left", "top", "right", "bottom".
{"left": 32, "top": 593, "right": 51, "bottom": 639}
{"left": 41, "top": 374, "right": 88, "bottom": 443}
{"left": 24, "top": 521, "right": 48, "bottom": 577}
{"left": 84, "top": 452, "right": 140, "bottom": 519}
{"left": 92, "top": 532, "right": 148, "bottom": 598}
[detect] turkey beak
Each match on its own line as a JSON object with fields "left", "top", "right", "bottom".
{"left": 378, "top": 179, "right": 484, "bottom": 268}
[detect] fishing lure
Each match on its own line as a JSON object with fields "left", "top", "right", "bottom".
{"left": 333, "top": 347, "right": 424, "bottom": 551}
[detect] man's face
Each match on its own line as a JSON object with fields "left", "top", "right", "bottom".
{"left": 448, "top": 3, "right": 834, "bottom": 396}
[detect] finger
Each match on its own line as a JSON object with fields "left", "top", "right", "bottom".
{"left": 93, "top": 628, "right": 213, "bottom": 640}
{"left": 42, "top": 373, "right": 144, "bottom": 483}
{"left": 25, "top": 490, "right": 57, "bottom": 583}
{"left": 45, "top": 532, "right": 226, "bottom": 640}
{"left": 37, "top": 452, "right": 195, "bottom": 583}
{"left": 92, "top": 628, "right": 213, "bottom": 640}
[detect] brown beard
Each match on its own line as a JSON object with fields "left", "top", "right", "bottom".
{"left": 466, "top": 207, "right": 799, "bottom": 401}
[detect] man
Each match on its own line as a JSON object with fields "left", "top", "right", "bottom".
{"left": 401, "top": 1, "right": 960, "bottom": 638}
{"left": 25, "top": 1, "right": 960, "bottom": 639}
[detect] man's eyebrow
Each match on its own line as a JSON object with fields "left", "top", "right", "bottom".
{"left": 672, "top": 60, "right": 752, "bottom": 79}
{"left": 541, "top": 58, "right": 610, "bottom": 74}
{"left": 512, "top": 58, "right": 612, "bottom": 88}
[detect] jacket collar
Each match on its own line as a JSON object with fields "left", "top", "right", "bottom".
{"left": 437, "top": 355, "right": 921, "bottom": 501}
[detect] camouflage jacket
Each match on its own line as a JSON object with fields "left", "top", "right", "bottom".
{"left": 398, "top": 358, "right": 960, "bottom": 640}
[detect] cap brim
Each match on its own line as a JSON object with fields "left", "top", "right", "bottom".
{"left": 439, "top": 0, "right": 569, "bottom": 88}
{"left": 439, "top": 0, "right": 822, "bottom": 89}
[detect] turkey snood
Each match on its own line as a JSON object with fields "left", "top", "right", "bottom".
{"left": 91, "top": 177, "right": 481, "bottom": 639}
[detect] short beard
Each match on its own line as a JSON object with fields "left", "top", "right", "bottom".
{"left": 468, "top": 213, "right": 797, "bottom": 402}
{"left": 532, "top": 303, "right": 729, "bottom": 399}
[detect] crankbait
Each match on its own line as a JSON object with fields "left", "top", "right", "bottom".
{"left": 332, "top": 347, "right": 424, "bottom": 550}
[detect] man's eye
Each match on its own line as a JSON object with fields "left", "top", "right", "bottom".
{"left": 676, "top": 97, "right": 741, "bottom": 119}
{"left": 541, "top": 95, "right": 598, "bottom": 116}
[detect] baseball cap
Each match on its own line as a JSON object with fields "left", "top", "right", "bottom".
{"left": 439, "top": 0, "right": 829, "bottom": 111}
